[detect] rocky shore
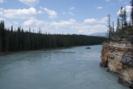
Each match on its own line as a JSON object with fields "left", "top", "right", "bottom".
{"left": 100, "top": 41, "right": 133, "bottom": 88}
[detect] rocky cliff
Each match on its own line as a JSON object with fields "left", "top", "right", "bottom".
{"left": 101, "top": 41, "right": 133, "bottom": 88}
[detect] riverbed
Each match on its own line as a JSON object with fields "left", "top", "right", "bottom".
{"left": 0, "top": 45, "right": 128, "bottom": 89}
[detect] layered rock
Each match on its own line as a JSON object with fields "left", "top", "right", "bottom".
{"left": 101, "top": 41, "right": 133, "bottom": 88}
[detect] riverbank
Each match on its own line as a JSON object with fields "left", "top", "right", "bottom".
{"left": 0, "top": 44, "right": 96, "bottom": 56}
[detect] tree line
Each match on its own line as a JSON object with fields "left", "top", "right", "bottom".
{"left": 0, "top": 21, "right": 106, "bottom": 52}
{"left": 107, "top": 0, "right": 133, "bottom": 41}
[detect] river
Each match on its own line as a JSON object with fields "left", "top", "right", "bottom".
{"left": 0, "top": 45, "right": 128, "bottom": 89}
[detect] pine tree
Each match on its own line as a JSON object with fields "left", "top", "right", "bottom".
{"left": 131, "top": 0, "right": 133, "bottom": 25}
{"left": 0, "top": 21, "right": 6, "bottom": 52}
{"left": 117, "top": 18, "right": 120, "bottom": 31}
{"left": 107, "top": 15, "right": 111, "bottom": 40}
{"left": 123, "top": 8, "right": 127, "bottom": 26}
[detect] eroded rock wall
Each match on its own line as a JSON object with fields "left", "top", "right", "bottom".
{"left": 101, "top": 41, "right": 133, "bottom": 88}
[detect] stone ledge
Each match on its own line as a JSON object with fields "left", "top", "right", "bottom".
{"left": 101, "top": 41, "right": 133, "bottom": 89}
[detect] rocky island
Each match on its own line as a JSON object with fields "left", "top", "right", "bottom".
{"left": 100, "top": 0, "right": 133, "bottom": 89}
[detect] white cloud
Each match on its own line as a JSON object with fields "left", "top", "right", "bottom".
{"left": 1, "top": 6, "right": 107, "bottom": 35}
{"left": 19, "top": 0, "right": 39, "bottom": 6}
{"left": 0, "top": 0, "right": 4, "bottom": 3}
{"left": 117, "top": 5, "right": 132, "bottom": 21}
{"left": 51, "top": 19, "right": 76, "bottom": 29}
{"left": 23, "top": 18, "right": 47, "bottom": 31}
{"left": 62, "top": 7, "right": 75, "bottom": 16}
{"left": 125, "top": 5, "right": 132, "bottom": 14}
{"left": 70, "top": 7, "right": 75, "bottom": 10}
{"left": 1, "top": 7, "right": 58, "bottom": 20}
{"left": 0, "top": 8, "right": 3, "bottom": 15}
{"left": 117, "top": 4, "right": 132, "bottom": 15}
{"left": 21, "top": 17, "right": 108, "bottom": 35}
{"left": 84, "top": 17, "right": 107, "bottom": 25}
{"left": 82, "top": 17, "right": 107, "bottom": 34}
{"left": 125, "top": 5, "right": 132, "bottom": 21}
{"left": 117, "top": 7, "right": 124, "bottom": 16}
{"left": 97, "top": 6, "right": 103, "bottom": 10}
{"left": 1, "top": 7, "right": 38, "bottom": 19}
{"left": 105, "top": 0, "right": 123, "bottom": 2}
{"left": 105, "top": 0, "right": 110, "bottom": 2}
{"left": 84, "top": 18, "right": 97, "bottom": 25}
{"left": 43, "top": 8, "right": 58, "bottom": 18}
{"left": 0, "top": 17, "right": 4, "bottom": 21}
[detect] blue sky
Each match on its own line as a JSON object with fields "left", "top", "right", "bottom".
{"left": 0, "top": 0, "right": 131, "bottom": 35}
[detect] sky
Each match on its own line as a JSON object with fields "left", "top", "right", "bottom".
{"left": 0, "top": 0, "right": 131, "bottom": 35}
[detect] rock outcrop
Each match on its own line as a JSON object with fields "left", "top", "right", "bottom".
{"left": 101, "top": 41, "right": 133, "bottom": 88}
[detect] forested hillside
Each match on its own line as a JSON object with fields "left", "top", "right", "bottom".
{"left": 0, "top": 21, "right": 106, "bottom": 52}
